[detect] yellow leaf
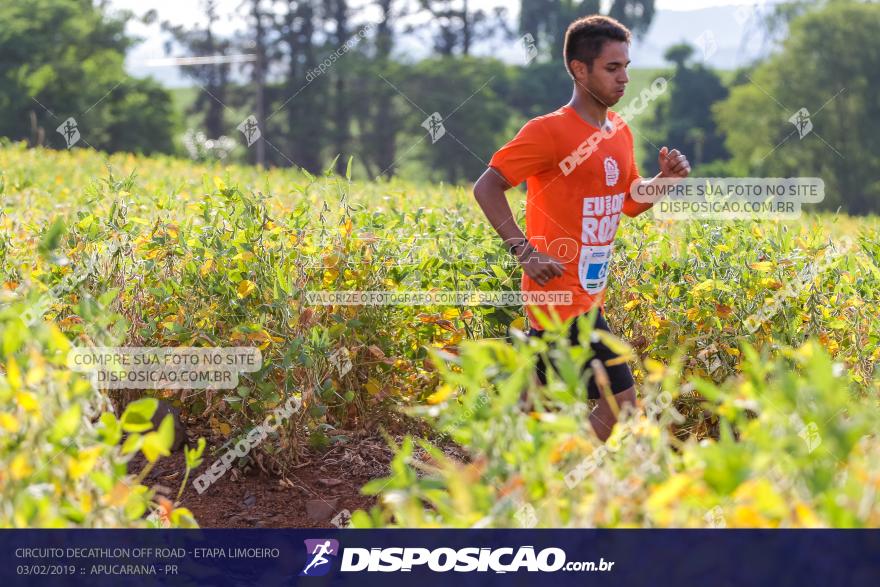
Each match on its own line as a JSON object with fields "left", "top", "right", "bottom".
{"left": 0, "top": 412, "right": 20, "bottom": 433}
{"left": 218, "top": 422, "right": 232, "bottom": 436}
{"left": 7, "top": 357, "right": 22, "bottom": 391}
{"left": 11, "top": 454, "right": 32, "bottom": 480}
{"left": 749, "top": 261, "right": 773, "bottom": 272}
{"left": 200, "top": 258, "right": 214, "bottom": 277}
{"left": 509, "top": 317, "right": 527, "bottom": 332}
{"left": 68, "top": 447, "right": 102, "bottom": 479}
{"left": 213, "top": 176, "right": 226, "bottom": 191}
{"left": 730, "top": 505, "right": 769, "bottom": 527}
{"left": 441, "top": 308, "right": 459, "bottom": 320}
{"left": 16, "top": 391, "right": 40, "bottom": 414}
{"left": 644, "top": 358, "right": 664, "bottom": 374}
{"left": 237, "top": 280, "right": 257, "bottom": 299}
{"left": 426, "top": 384, "right": 454, "bottom": 405}
{"left": 646, "top": 474, "right": 691, "bottom": 511}
{"left": 693, "top": 279, "right": 715, "bottom": 294}
{"left": 793, "top": 502, "right": 822, "bottom": 527}
{"left": 365, "top": 378, "right": 382, "bottom": 395}
{"left": 25, "top": 364, "right": 46, "bottom": 386}
{"left": 80, "top": 492, "right": 93, "bottom": 514}
{"left": 142, "top": 431, "right": 171, "bottom": 463}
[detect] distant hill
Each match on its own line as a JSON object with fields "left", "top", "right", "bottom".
{"left": 627, "top": 5, "right": 776, "bottom": 69}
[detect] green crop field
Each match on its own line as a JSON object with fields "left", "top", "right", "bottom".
{"left": 2, "top": 143, "right": 879, "bottom": 528}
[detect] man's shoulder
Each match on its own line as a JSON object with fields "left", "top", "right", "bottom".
{"left": 525, "top": 107, "right": 568, "bottom": 129}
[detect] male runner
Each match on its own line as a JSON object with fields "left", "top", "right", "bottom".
{"left": 473, "top": 15, "right": 690, "bottom": 441}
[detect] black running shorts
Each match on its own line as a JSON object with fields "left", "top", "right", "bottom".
{"left": 527, "top": 310, "right": 635, "bottom": 400}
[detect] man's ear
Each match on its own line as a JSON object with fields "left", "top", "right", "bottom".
{"left": 569, "top": 59, "right": 588, "bottom": 83}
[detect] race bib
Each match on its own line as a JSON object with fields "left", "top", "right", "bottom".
{"left": 578, "top": 244, "right": 612, "bottom": 294}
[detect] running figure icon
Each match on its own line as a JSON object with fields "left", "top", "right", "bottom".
{"left": 301, "top": 540, "right": 338, "bottom": 576}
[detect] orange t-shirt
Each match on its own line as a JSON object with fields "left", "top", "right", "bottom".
{"left": 488, "top": 105, "right": 652, "bottom": 329}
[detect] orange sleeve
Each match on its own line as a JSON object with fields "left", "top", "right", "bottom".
{"left": 488, "top": 118, "right": 554, "bottom": 187}
{"left": 621, "top": 123, "right": 653, "bottom": 218}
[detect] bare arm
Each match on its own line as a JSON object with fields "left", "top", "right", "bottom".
{"left": 473, "top": 167, "right": 564, "bottom": 287}
{"left": 626, "top": 147, "right": 692, "bottom": 215}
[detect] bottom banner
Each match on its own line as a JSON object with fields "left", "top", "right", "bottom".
{"left": 2, "top": 530, "right": 878, "bottom": 586}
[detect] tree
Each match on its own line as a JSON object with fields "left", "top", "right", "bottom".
{"left": 403, "top": 57, "right": 514, "bottom": 183}
{"left": 274, "top": 0, "right": 326, "bottom": 172}
{"left": 242, "top": 0, "right": 268, "bottom": 166}
{"left": 352, "top": 0, "right": 407, "bottom": 178}
{"left": 519, "top": 0, "right": 655, "bottom": 59}
{"left": 416, "top": 0, "right": 510, "bottom": 57}
{"left": 0, "top": 0, "right": 174, "bottom": 154}
{"left": 324, "top": 0, "right": 353, "bottom": 175}
{"left": 714, "top": 1, "right": 880, "bottom": 214}
{"left": 663, "top": 43, "right": 693, "bottom": 69}
{"left": 640, "top": 42, "right": 729, "bottom": 174}
{"left": 162, "top": 0, "right": 233, "bottom": 140}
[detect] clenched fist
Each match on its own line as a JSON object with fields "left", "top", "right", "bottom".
{"left": 658, "top": 146, "right": 690, "bottom": 179}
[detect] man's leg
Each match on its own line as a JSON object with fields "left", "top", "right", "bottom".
{"left": 579, "top": 311, "right": 637, "bottom": 443}
{"left": 589, "top": 385, "right": 636, "bottom": 442}
{"left": 529, "top": 313, "right": 638, "bottom": 442}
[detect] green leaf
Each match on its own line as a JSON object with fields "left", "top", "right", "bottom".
{"left": 138, "top": 414, "right": 175, "bottom": 463}
{"left": 170, "top": 507, "right": 199, "bottom": 528}
{"left": 98, "top": 287, "right": 121, "bottom": 307}
{"left": 98, "top": 412, "right": 122, "bottom": 445}
{"left": 121, "top": 398, "right": 158, "bottom": 433}
{"left": 49, "top": 405, "right": 81, "bottom": 443}
{"left": 185, "top": 437, "right": 206, "bottom": 469}
{"left": 124, "top": 485, "right": 149, "bottom": 520}
{"left": 142, "top": 430, "right": 172, "bottom": 463}
{"left": 349, "top": 510, "right": 374, "bottom": 528}
{"left": 157, "top": 414, "right": 175, "bottom": 451}
{"left": 39, "top": 217, "right": 66, "bottom": 256}
{"left": 121, "top": 433, "right": 143, "bottom": 455}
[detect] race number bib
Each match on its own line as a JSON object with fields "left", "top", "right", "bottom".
{"left": 578, "top": 244, "right": 612, "bottom": 294}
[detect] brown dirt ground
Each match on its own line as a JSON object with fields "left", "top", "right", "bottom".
{"left": 130, "top": 423, "right": 398, "bottom": 528}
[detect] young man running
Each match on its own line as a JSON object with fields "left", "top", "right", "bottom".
{"left": 473, "top": 15, "right": 690, "bottom": 441}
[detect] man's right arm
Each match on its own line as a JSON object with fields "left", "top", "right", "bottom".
{"left": 473, "top": 167, "right": 564, "bottom": 287}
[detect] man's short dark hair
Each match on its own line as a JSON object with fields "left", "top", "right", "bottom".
{"left": 563, "top": 15, "right": 631, "bottom": 76}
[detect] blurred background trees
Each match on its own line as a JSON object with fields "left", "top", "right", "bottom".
{"left": 0, "top": 0, "right": 175, "bottom": 153}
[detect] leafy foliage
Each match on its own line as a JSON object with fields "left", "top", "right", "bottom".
{"left": 0, "top": 0, "right": 175, "bottom": 154}
{"left": 714, "top": 1, "right": 880, "bottom": 214}
{"left": 1, "top": 143, "right": 878, "bottom": 527}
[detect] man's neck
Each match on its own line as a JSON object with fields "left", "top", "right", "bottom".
{"left": 567, "top": 89, "right": 609, "bottom": 128}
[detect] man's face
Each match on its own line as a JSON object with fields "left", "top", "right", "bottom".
{"left": 572, "top": 40, "right": 631, "bottom": 107}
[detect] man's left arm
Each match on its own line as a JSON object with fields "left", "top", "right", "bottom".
{"left": 624, "top": 144, "right": 691, "bottom": 217}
